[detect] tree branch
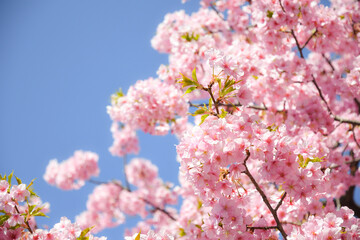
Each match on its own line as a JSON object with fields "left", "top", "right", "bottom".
{"left": 311, "top": 75, "right": 333, "bottom": 115}
{"left": 140, "top": 198, "right": 177, "bottom": 221}
{"left": 322, "top": 53, "right": 335, "bottom": 72}
{"left": 275, "top": 192, "right": 287, "bottom": 212}
{"left": 15, "top": 205, "right": 33, "bottom": 234}
{"left": 242, "top": 151, "right": 288, "bottom": 239}
{"left": 88, "top": 179, "right": 177, "bottom": 221}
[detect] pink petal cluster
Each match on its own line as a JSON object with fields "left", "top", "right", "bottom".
{"left": 77, "top": 158, "right": 178, "bottom": 235}
{"left": 21, "top": 217, "right": 107, "bottom": 240}
{"left": 76, "top": 182, "right": 124, "bottom": 233}
{"left": 43, "top": 150, "right": 99, "bottom": 190}
{"left": 107, "top": 78, "right": 188, "bottom": 135}
{"left": 109, "top": 123, "right": 139, "bottom": 157}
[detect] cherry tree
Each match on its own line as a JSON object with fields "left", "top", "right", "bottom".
{"left": 2, "top": 0, "right": 360, "bottom": 239}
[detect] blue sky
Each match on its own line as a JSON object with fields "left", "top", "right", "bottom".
{"left": 0, "top": 0, "right": 198, "bottom": 238}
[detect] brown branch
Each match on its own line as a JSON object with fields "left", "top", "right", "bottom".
{"left": 334, "top": 116, "right": 360, "bottom": 126}
{"left": 311, "top": 75, "right": 333, "bottom": 116}
{"left": 242, "top": 151, "right": 288, "bottom": 239}
{"left": 207, "top": 85, "right": 220, "bottom": 115}
{"left": 275, "top": 192, "right": 287, "bottom": 212}
{"left": 302, "top": 29, "right": 318, "bottom": 49}
{"left": 355, "top": 98, "right": 360, "bottom": 114}
{"left": 123, "top": 155, "right": 131, "bottom": 192}
{"left": 140, "top": 198, "right": 177, "bottom": 221}
{"left": 209, "top": 4, "right": 234, "bottom": 31}
{"left": 88, "top": 179, "right": 177, "bottom": 221}
{"left": 352, "top": 127, "right": 360, "bottom": 149}
{"left": 15, "top": 205, "right": 33, "bottom": 234}
{"left": 322, "top": 53, "right": 335, "bottom": 72}
{"left": 247, "top": 225, "right": 278, "bottom": 230}
{"left": 279, "top": 0, "right": 286, "bottom": 12}
{"left": 290, "top": 30, "right": 304, "bottom": 58}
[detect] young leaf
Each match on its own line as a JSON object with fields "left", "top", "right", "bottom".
{"left": 199, "top": 114, "right": 209, "bottom": 125}
{"left": 77, "top": 226, "right": 95, "bottom": 240}
{"left": 0, "top": 215, "right": 10, "bottom": 226}
{"left": 184, "top": 86, "right": 197, "bottom": 95}
{"left": 209, "top": 98, "right": 213, "bottom": 109}
{"left": 191, "top": 108, "right": 206, "bottom": 116}
{"left": 15, "top": 176, "right": 22, "bottom": 185}
{"left": 179, "top": 73, "right": 195, "bottom": 88}
{"left": 192, "top": 68, "right": 198, "bottom": 83}
{"left": 26, "top": 179, "right": 36, "bottom": 190}
{"left": 219, "top": 109, "right": 227, "bottom": 118}
{"left": 135, "top": 231, "right": 141, "bottom": 240}
{"left": 8, "top": 171, "right": 13, "bottom": 186}
{"left": 179, "top": 228, "right": 186, "bottom": 237}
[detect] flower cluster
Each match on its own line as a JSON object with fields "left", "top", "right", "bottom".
{"left": 0, "top": 174, "right": 105, "bottom": 240}
{"left": 107, "top": 78, "right": 188, "bottom": 135}
{"left": 44, "top": 150, "right": 99, "bottom": 190}
{"left": 109, "top": 123, "right": 139, "bottom": 157}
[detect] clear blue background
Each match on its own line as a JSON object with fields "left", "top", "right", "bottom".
{"left": 0, "top": 1, "right": 198, "bottom": 238}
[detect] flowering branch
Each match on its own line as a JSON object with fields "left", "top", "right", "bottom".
{"left": 242, "top": 151, "right": 288, "bottom": 239}
{"left": 289, "top": 30, "right": 360, "bottom": 127}
{"left": 140, "top": 198, "right": 177, "bottom": 221}
{"left": 88, "top": 179, "right": 177, "bottom": 221}
{"left": 15, "top": 205, "right": 33, "bottom": 234}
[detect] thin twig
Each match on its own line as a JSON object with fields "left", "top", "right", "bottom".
{"left": 275, "top": 192, "right": 287, "bottom": 212}
{"left": 209, "top": 4, "right": 234, "bottom": 31}
{"left": 123, "top": 155, "right": 131, "bottom": 192}
{"left": 322, "top": 53, "right": 335, "bottom": 72}
{"left": 15, "top": 205, "right": 33, "bottom": 234}
{"left": 279, "top": 0, "right": 286, "bottom": 12}
{"left": 140, "top": 198, "right": 177, "bottom": 221}
{"left": 242, "top": 151, "right": 288, "bottom": 239}
{"left": 352, "top": 127, "right": 360, "bottom": 149}
{"left": 334, "top": 116, "right": 360, "bottom": 126}
{"left": 247, "top": 225, "right": 278, "bottom": 230}
{"left": 290, "top": 30, "right": 304, "bottom": 58}
{"left": 88, "top": 179, "right": 177, "bottom": 221}
{"left": 302, "top": 29, "right": 318, "bottom": 49}
{"left": 311, "top": 75, "right": 333, "bottom": 115}
{"left": 207, "top": 87, "right": 220, "bottom": 115}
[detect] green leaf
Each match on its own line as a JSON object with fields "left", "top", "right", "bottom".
{"left": 135, "top": 231, "right": 141, "bottom": 240}
{"left": 208, "top": 98, "right": 213, "bottom": 109}
{"left": 0, "top": 215, "right": 10, "bottom": 226}
{"left": 197, "top": 199, "right": 202, "bottom": 210}
{"left": 26, "top": 178, "right": 36, "bottom": 190}
{"left": 192, "top": 68, "right": 198, "bottom": 83}
{"left": 179, "top": 73, "right": 195, "bottom": 88}
{"left": 184, "top": 86, "right": 197, "bottom": 95}
{"left": 181, "top": 32, "right": 200, "bottom": 42}
{"left": 28, "top": 204, "right": 36, "bottom": 214}
{"left": 15, "top": 176, "right": 22, "bottom": 185}
{"left": 179, "top": 228, "right": 186, "bottom": 237}
{"left": 8, "top": 172, "right": 13, "bottom": 186}
{"left": 77, "top": 226, "right": 94, "bottom": 240}
{"left": 219, "top": 109, "right": 227, "bottom": 118}
{"left": 199, "top": 114, "right": 209, "bottom": 125}
{"left": 266, "top": 124, "right": 279, "bottom": 132}
{"left": 191, "top": 108, "right": 206, "bottom": 116}
{"left": 220, "top": 86, "right": 235, "bottom": 97}
{"left": 267, "top": 10, "right": 274, "bottom": 18}
{"left": 216, "top": 78, "right": 222, "bottom": 89}
{"left": 298, "top": 154, "right": 325, "bottom": 168}
{"left": 224, "top": 78, "right": 235, "bottom": 89}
